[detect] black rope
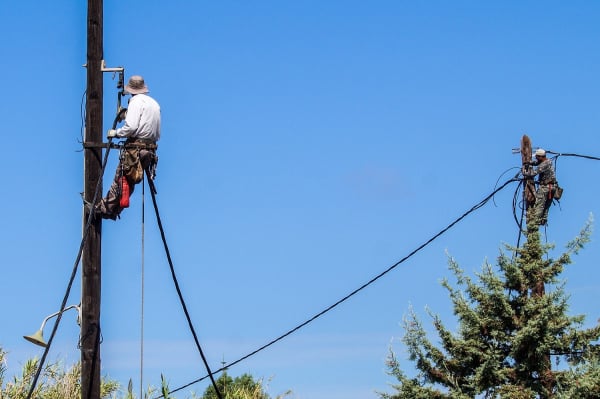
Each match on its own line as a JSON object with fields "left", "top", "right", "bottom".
{"left": 146, "top": 177, "right": 223, "bottom": 399}
{"left": 26, "top": 137, "right": 115, "bottom": 399}
{"left": 156, "top": 175, "right": 520, "bottom": 398}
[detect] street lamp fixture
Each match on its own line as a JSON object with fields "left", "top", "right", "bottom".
{"left": 23, "top": 304, "right": 81, "bottom": 348}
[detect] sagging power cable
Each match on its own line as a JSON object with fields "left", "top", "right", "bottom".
{"left": 146, "top": 178, "right": 223, "bottom": 399}
{"left": 156, "top": 174, "right": 520, "bottom": 398}
{"left": 140, "top": 175, "right": 147, "bottom": 399}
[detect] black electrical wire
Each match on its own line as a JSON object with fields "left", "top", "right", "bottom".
{"left": 511, "top": 179, "right": 524, "bottom": 227}
{"left": 156, "top": 175, "right": 521, "bottom": 398}
{"left": 80, "top": 89, "right": 87, "bottom": 143}
{"left": 510, "top": 149, "right": 600, "bottom": 265}
{"left": 146, "top": 178, "right": 223, "bottom": 399}
{"left": 547, "top": 151, "right": 600, "bottom": 161}
{"left": 511, "top": 150, "right": 600, "bottom": 247}
{"left": 31, "top": 146, "right": 598, "bottom": 399}
{"left": 493, "top": 167, "right": 521, "bottom": 208}
{"left": 515, "top": 187, "right": 526, "bottom": 251}
{"left": 26, "top": 93, "right": 128, "bottom": 397}
{"left": 26, "top": 136, "right": 116, "bottom": 399}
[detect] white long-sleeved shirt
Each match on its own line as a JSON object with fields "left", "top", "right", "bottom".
{"left": 116, "top": 93, "right": 161, "bottom": 141}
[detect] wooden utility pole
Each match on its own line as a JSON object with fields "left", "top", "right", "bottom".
{"left": 521, "top": 134, "right": 552, "bottom": 393}
{"left": 82, "top": 0, "right": 103, "bottom": 398}
{"left": 520, "top": 134, "right": 536, "bottom": 224}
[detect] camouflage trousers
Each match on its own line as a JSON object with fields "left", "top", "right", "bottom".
{"left": 532, "top": 184, "right": 553, "bottom": 226}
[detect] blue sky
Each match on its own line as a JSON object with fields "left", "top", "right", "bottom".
{"left": 1, "top": 1, "right": 600, "bottom": 398}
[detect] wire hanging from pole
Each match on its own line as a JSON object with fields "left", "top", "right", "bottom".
{"left": 146, "top": 177, "right": 223, "bottom": 399}
{"left": 26, "top": 136, "right": 116, "bottom": 399}
{"left": 27, "top": 82, "right": 127, "bottom": 396}
{"left": 156, "top": 174, "right": 521, "bottom": 398}
{"left": 140, "top": 174, "right": 146, "bottom": 399}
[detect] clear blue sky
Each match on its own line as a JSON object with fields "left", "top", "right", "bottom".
{"left": 1, "top": 1, "right": 600, "bottom": 398}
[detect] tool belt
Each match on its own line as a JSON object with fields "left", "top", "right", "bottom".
{"left": 120, "top": 138, "right": 158, "bottom": 183}
{"left": 553, "top": 184, "right": 563, "bottom": 200}
{"left": 538, "top": 179, "right": 556, "bottom": 186}
{"left": 538, "top": 180, "right": 563, "bottom": 200}
{"left": 124, "top": 138, "right": 158, "bottom": 150}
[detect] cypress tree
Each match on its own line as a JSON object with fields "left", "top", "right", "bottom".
{"left": 382, "top": 220, "right": 600, "bottom": 398}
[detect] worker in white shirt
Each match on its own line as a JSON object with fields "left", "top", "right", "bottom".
{"left": 96, "top": 75, "right": 161, "bottom": 220}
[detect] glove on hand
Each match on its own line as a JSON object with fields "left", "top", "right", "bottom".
{"left": 107, "top": 129, "right": 117, "bottom": 138}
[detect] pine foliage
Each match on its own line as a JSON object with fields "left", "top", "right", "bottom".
{"left": 382, "top": 220, "right": 600, "bottom": 398}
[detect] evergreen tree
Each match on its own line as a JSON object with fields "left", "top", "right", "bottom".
{"left": 382, "top": 220, "right": 600, "bottom": 398}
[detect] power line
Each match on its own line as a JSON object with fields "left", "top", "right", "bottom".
{"left": 510, "top": 150, "right": 600, "bottom": 247}
{"left": 35, "top": 148, "right": 600, "bottom": 398}
{"left": 548, "top": 151, "right": 600, "bottom": 161}
{"left": 156, "top": 174, "right": 520, "bottom": 398}
{"left": 147, "top": 178, "right": 223, "bottom": 399}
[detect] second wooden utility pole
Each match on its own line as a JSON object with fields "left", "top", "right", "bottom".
{"left": 82, "top": 0, "right": 103, "bottom": 398}
{"left": 520, "top": 134, "right": 536, "bottom": 223}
